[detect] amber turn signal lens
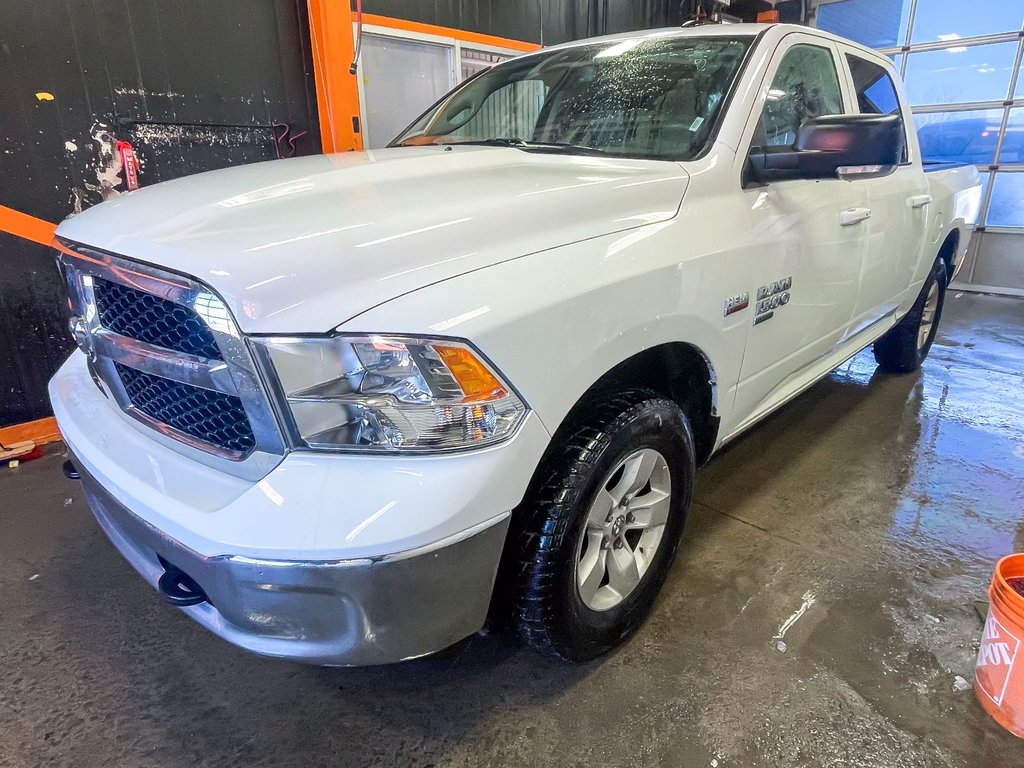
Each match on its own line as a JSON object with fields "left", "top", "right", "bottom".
{"left": 434, "top": 345, "right": 508, "bottom": 402}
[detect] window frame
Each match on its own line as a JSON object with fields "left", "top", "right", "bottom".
{"left": 887, "top": 31, "right": 1024, "bottom": 232}
{"left": 757, "top": 42, "right": 848, "bottom": 148}
{"left": 839, "top": 47, "right": 913, "bottom": 165}
{"left": 815, "top": 0, "right": 1024, "bottom": 292}
{"left": 354, "top": 23, "right": 525, "bottom": 150}
{"left": 817, "top": 3, "right": 1024, "bottom": 234}
{"left": 901, "top": 38, "right": 1021, "bottom": 108}
{"left": 391, "top": 33, "right": 762, "bottom": 162}
{"left": 738, "top": 32, "right": 854, "bottom": 183}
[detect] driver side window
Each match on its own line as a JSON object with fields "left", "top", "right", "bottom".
{"left": 759, "top": 44, "right": 844, "bottom": 147}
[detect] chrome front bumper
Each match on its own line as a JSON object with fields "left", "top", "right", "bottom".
{"left": 75, "top": 459, "right": 509, "bottom": 666}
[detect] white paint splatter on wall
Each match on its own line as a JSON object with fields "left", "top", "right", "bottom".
{"left": 78, "top": 123, "right": 123, "bottom": 203}
{"left": 66, "top": 123, "right": 123, "bottom": 216}
{"left": 114, "top": 86, "right": 184, "bottom": 99}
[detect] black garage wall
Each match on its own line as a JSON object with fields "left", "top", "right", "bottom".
{"left": 1, "top": 0, "right": 798, "bottom": 430}
{"left": 0, "top": 0, "right": 320, "bottom": 428}
{"left": 359, "top": 0, "right": 789, "bottom": 44}
{"left": 362, "top": 0, "right": 688, "bottom": 44}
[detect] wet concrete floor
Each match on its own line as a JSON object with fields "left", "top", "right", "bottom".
{"left": 1, "top": 292, "right": 1023, "bottom": 767}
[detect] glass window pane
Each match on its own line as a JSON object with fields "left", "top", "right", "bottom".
{"left": 1015, "top": 54, "right": 1024, "bottom": 100}
{"left": 847, "top": 54, "right": 907, "bottom": 160}
{"left": 903, "top": 42, "right": 1018, "bottom": 106}
{"left": 761, "top": 45, "right": 844, "bottom": 147}
{"left": 451, "top": 80, "right": 547, "bottom": 141}
{"left": 847, "top": 55, "right": 900, "bottom": 114}
{"left": 986, "top": 173, "right": 1024, "bottom": 227}
{"left": 398, "top": 36, "right": 754, "bottom": 161}
{"left": 816, "top": 0, "right": 912, "bottom": 49}
{"left": 360, "top": 35, "right": 454, "bottom": 149}
{"left": 461, "top": 49, "right": 512, "bottom": 82}
{"left": 914, "top": 109, "right": 1004, "bottom": 165}
{"left": 999, "top": 107, "right": 1024, "bottom": 164}
{"left": 909, "top": 0, "right": 1024, "bottom": 45}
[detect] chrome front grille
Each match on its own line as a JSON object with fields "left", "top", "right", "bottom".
{"left": 93, "top": 277, "right": 223, "bottom": 360}
{"left": 57, "top": 240, "right": 285, "bottom": 480}
{"left": 114, "top": 363, "right": 257, "bottom": 454}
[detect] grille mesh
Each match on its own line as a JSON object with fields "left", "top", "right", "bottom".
{"left": 93, "top": 277, "right": 222, "bottom": 360}
{"left": 114, "top": 363, "right": 256, "bottom": 454}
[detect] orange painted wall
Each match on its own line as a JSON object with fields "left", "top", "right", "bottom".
{"left": 308, "top": 0, "right": 363, "bottom": 152}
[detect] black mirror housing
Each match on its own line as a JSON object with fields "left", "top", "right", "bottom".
{"left": 748, "top": 114, "right": 904, "bottom": 184}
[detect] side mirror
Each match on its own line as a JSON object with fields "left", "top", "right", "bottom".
{"left": 748, "top": 114, "right": 904, "bottom": 184}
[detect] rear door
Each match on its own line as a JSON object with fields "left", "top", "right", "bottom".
{"left": 729, "top": 33, "right": 868, "bottom": 432}
{"left": 838, "top": 48, "right": 930, "bottom": 337}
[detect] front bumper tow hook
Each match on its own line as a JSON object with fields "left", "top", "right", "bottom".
{"left": 158, "top": 566, "right": 209, "bottom": 607}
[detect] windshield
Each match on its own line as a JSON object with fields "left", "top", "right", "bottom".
{"left": 393, "top": 35, "right": 753, "bottom": 161}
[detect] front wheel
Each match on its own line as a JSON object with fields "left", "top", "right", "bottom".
{"left": 873, "top": 257, "right": 947, "bottom": 373}
{"left": 513, "top": 390, "right": 695, "bottom": 661}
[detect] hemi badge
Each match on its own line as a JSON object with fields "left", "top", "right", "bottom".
{"left": 724, "top": 292, "right": 749, "bottom": 317}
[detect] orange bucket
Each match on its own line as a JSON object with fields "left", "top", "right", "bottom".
{"left": 975, "top": 553, "right": 1024, "bottom": 738}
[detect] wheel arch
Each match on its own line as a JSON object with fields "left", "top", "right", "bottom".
{"left": 491, "top": 342, "right": 719, "bottom": 633}
{"left": 937, "top": 228, "right": 960, "bottom": 281}
{"left": 543, "top": 341, "right": 720, "bottom": 467}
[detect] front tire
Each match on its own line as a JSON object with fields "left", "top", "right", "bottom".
{"left": 873, "top": 257, "right": 947, "bottom": 373}
{"left": 513, "top": 390, "right": 695, "bottom": 662}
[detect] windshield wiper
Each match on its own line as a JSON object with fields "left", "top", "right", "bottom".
{"left": 438, "top": 138, "right": 608, "bottom": 156}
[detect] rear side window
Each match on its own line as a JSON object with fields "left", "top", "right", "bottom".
{"left": 759, "top": 44, "right": 844, "bottom": 147}
{"left": 846, "top": 54, "right": 908, "bottom": 161}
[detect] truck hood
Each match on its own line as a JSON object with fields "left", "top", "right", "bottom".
{"left": 56, "top": 146, "right": 689, "bottom": 333}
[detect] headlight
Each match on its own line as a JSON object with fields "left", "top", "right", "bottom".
{"left": 252, "top": 335, "right": 527, "bottom": 452}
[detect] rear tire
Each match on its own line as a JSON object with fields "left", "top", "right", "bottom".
{"left": 873, "top": 257, "right": 947, "bottom": 373}
{"left": 513, "top": 390, "right": 695, "bottom": 662}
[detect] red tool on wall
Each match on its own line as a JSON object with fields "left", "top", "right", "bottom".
{"left": 116, "top": 140, "right": 141, "bottom": 190}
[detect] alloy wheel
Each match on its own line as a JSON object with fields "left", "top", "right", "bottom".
{"left": 574, "top": 448, "right": 672, "bottom": 611}
{"left": 918, "top": 281, "right": 940, "bottom": 351}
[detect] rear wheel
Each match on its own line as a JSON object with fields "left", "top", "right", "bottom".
{"left": 873, "top": 257, "right": 947, "bottom": 373}
{"left": 513, "top": 390, "right": 695, "bottom": 661}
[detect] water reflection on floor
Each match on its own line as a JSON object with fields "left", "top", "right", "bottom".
{"left": 2, "top": 292, "right": 1022, "bottom": 767}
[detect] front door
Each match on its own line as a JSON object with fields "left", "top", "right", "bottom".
{"left": 729, "top": 34, "right": 868, "bottom": 434}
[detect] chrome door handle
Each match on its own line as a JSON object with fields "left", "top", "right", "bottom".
{"left": 909, "top": 194, "right": 933, "bottom": 209}
{"left": 839, "top": 207, "right": 871, "bottom": 226}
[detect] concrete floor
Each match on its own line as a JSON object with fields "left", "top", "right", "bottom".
{"left": 2, "top": 292, "right": 1023, "bottom": 767}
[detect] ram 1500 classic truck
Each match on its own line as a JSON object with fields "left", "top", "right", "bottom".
{"left": 50, "top": 24, "right": 981, "bottom": 665}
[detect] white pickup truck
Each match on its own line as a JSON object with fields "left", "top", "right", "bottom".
{"left": 50, "top": 23, "right": 980, "bottom": 665}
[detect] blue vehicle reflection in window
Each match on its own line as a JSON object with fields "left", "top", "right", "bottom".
{"left": 915, "top": 109, "right": 1024, "bottom": 165}
{"left": 987, "top": 173, "right": 1024, "bottom": 228}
